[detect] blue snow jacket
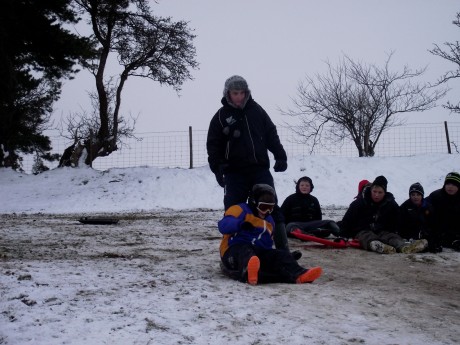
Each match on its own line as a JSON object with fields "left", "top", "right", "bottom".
{"left": 218, "top": 203, "right": 275, "bottom": 258}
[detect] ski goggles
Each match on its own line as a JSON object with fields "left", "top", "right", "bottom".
{"left": 256, "top": 202, "right": 275, "bottom": 214}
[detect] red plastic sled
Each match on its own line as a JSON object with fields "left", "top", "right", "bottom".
{"left": 290, "top": 229, "right": 361, "bottom": 249}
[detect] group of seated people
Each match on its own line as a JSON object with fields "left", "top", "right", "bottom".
{"left": 217, "top": 171, "right": 460, "bottom": 286}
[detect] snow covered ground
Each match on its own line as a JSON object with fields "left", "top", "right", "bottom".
{"left": 1, "top": 154, "right": 459, "bottom": 213}
{"left": 1, "top": 154, "right": 460, "bottom": 345}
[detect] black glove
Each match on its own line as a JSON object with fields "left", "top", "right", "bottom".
{"left": 213, "top": 163, "right": 228, "bottom": 188}
{"left": 215, "top": 173, "right": 224, "bottom": 187}
{"left": 273, "top": 160, "right": 287, "bottom": 172}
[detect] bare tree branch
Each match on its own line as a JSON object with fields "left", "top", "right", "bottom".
{"left": 62, "top": 0, "right": 198, "bottom": 166}
{"left": 429, "top": 11, "right": 460, "bottom": 114}
{"left": 281, "top": 53, "right": 447, "bottom": 157}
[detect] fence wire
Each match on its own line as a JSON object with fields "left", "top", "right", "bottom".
{"left": 21, "top": 122, "right": 460, "bottom": 173}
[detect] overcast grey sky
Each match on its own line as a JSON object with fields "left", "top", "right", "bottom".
{"left": 54, "top": 0, "right": 460, "bottom": 133}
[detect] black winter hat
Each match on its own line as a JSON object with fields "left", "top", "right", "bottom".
{"left": 409, "top": 182, "right": 424, "bottom": 197}
{"left": 371, "top": 175, "right": 388, "bottom": 192}
{"left": 296, "top": 176, "right": 314, "bottom": 192}
{"left": 444, "top": 172, "right": 460, "bottom": 189}
{"left": 251, "top": 184, "right": 276, "bottom": 204}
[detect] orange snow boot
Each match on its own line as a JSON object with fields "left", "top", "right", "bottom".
{"left": 296, "top": 267, "right": 322, "bottom": 284}
{"left": 246, "top": 256, "right": 260, "bottom": 286}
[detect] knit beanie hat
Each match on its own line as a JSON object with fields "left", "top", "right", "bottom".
{"left": 355, "top": 179, "right": 371, "bottom": 199}
{"left": 296, "top": 176, "right": 314, "bottom": 193}
{"left": 358, "top": 179, "right": 370, "bottom": 194}
{"left": 251, "top": 184, "right": 276, "bottom": 204}
{"left": 444, "top": 172, "right": 460, "bottom": 189}
{"left": 409, "top": 182, "right": 424, "bottom": 197}
{"left": 371, "top": 175, "right": 388, "bottom": 192}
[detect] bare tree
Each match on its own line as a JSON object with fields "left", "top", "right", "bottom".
{"left": 58, "top": 86, "right": 137, "bottom": 167}
{"left": 281, "top": 53, "right": 447, "bottom": 157}
{"left": 429, "top": 11, "right": 460, "bottom": 114}
{"left": 60, "top": 0, "right": 198, "bottom": 167}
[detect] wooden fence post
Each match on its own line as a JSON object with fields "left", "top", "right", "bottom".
{"left": 444, "top": 121, "right": 452, "bottom": 154}
{"left": 189, "top": 126, "right": 193, "bottom": 169}
{"left": 89, "top": 129, "right": 93, "bottom": 168}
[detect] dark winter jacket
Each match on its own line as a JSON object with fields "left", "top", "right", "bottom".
{"left": 399, "top": 198, "right": 435, "bottom": 240}
{"left": 338, "top": 189, "right": 400, "bottom": 238}
{"left": 281, "top": 193, "right": 322, "bottom": 224}
{"left": 218, "top": 203, "right": 275, "bottom": 258}
{"left": 206, "top": 96, "right": 287, "bottom": 175}
{"left": 426, "top": 188, "right": 460, "bottom": 246}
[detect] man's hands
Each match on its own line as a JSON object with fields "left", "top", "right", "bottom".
{"left": 214, "top": 164, "right": 228, "bottom": 188}
{"left": 274, "top": 160, "right": 287, "bottom": 172}
{"left": 214, "top": 173, "right": 224, "bottom": 187}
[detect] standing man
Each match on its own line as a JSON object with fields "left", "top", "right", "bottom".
{"left": 207, "top": 75, "right": 293, "bottom": 254}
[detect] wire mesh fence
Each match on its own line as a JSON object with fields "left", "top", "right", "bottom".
{"left": 21, "top": 121, "right": 460, "bottom": 173}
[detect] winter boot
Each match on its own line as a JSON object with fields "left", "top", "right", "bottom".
{"left": 296, "top": 267, "right": 322, "bottom": 284}
{"left": 369, "top": 240, "right": 396, "bottom": 254}
{"left": 399, "top": 239, "right": 428, "bottom": 254}
{"left": 246, "top": 256, "right": 260, "bottom": 286}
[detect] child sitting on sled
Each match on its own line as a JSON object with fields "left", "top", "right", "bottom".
{"left": 281, "top": 176, "right": 341, "bottom": 238}
{"left": 218, "top": 184, "right": 322, "bottom": 285}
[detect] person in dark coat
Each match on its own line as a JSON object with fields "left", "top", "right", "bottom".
{"left": 338, "top": 176, "right": 428, "bottom": 254}
{"left": 355, "top": 179, "right": 371, "bottom": 200}
{"left": 207, "top": 75, "right": 293, "bottom": 255}
{"left": 281, "top": 176, "right": 340, "bottom": 238}
{"left": 399, "top": 182, "right": 438, "bottom": 252}
{"left": 218, "top": 184, "right": 322, "bottom": 285}
{"left": 426, "top": 172, "right": 460, "bottom": 251}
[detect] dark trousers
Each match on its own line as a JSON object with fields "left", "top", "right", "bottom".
{"left": 223, "top": 169, "right": 284, "bottom": 223}
{"left": 356, "top": 230, "right": 406, "bottom": 250}
{"left": 286, "top": 220, "right": 341, "bottom": 237}
{"left": 221, "top": 243, "right": 305, "bottom": 284}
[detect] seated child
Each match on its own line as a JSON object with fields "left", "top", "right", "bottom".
{"left": 218, "top": 184, "right": 322, "bottom": 285}
{"left": 399, "top": 182, "right": 439, "bottom": 252}
{"left": 355, "top": 179, "right": 371, "bottom": 200}
{"left": 281, "top": 176, "right": 340, "bottom": 238}
{"left": 426, "top": 172, "right": 460, "bottom": 251}
{"left": 338, "top": 175, "right": 428, "bottom": 254}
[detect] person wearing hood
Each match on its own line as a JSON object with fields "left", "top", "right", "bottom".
{"left": 399, "top": 182, "right": 438, "bottom": 252}
{"left": 207, "top": 75, "right": 292, "bottom": 255}
{"left": 218, "top": 184, "right": 322, "bottom": 285}
{"left": 281, "top": 176, "right": 341, "bottom": 238}
{"left": 355, "top": 179, "right": 371, "bottom": 200}
{"left": 338, "top": 175, "right": 428, "bottom": 254}
{"left": 426, "top": 172, "right": 460, "bottom": 251}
